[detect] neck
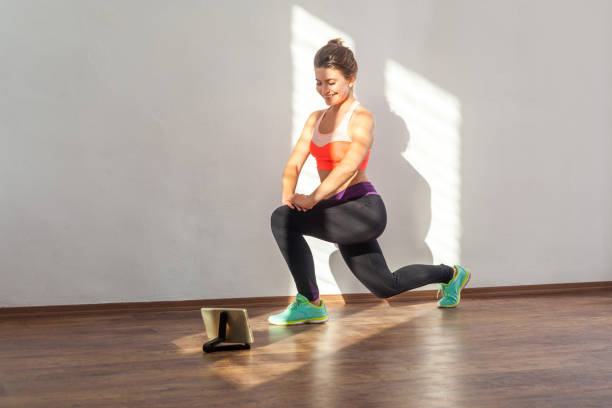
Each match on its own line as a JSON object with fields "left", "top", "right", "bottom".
{"left": 329, "top": 96, "right": 355, "bottom": 113}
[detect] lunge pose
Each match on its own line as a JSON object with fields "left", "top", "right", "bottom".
{"left": 269, "top": 39, "right": 470, "bottom": 325}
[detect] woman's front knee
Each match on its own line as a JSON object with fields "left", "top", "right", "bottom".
{"left": 270, "top": 205, "right": 291, "bottom": 231}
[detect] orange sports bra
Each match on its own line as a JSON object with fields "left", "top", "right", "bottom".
{"left": 310, "top": 100, "right": 371, "bottom": 171}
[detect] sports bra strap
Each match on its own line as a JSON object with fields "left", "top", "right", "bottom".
{"left": 339, "top": 100, "right": 359, "bottom": 123}
{"left": 347, "top": 100, "right": 359, "bottom": 116}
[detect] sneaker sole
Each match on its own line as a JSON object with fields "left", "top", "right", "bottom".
{"left": 438, "top": 269, "right": 471, "bottom": 308}
{"left": 268, "top": 315, "right": 329, "bottom": 326}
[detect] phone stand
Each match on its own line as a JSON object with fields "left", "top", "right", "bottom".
{"left": 203, "top": 311, "right": 251, "bottom": 353}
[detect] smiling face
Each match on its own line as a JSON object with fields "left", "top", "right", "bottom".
{"left": 315, "top": 67, "right": 355, "bottom": 106}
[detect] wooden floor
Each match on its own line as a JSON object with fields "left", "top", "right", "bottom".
{"left": 1, "top": 291, "right": 611, "bottom": 407}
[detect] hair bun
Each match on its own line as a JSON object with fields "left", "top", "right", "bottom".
{"left": 328, "top": 38, "right": 344, "bottom": 47}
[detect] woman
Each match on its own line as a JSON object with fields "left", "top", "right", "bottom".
{"left": 269, "top": 39, "right": 470, "bottom": 325}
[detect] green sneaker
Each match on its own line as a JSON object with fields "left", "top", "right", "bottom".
{"left": 268, "top": 294, "right": 329, "bottom": 325}
{"left": 437, "top": 265, "right": 471, "bottom": 308}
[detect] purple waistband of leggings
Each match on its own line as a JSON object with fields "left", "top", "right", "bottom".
{"left": 328, "top": 181, "right": 379, "bottom": 201}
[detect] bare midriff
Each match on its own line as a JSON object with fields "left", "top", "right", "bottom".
{"left": 317, "top": 169, "right": 370, "bottom": 197}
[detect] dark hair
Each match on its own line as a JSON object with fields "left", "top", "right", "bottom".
{"left": 313, "top": 38, "right": 358, "bottom": 80}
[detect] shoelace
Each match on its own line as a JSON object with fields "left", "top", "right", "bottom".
{"left": 287, "top": 301, "right": 304, "bottom": 311}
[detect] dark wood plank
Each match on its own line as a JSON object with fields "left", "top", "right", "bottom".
{"left": 1, "top": 290, "right": 611, "bottom": 407}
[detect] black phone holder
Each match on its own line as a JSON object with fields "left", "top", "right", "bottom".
{"left": 203, "top": 311, "right": 251, "bottom": 353}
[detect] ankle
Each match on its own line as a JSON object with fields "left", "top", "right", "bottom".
{"left": 310, "top": 298, "right": 322, "bottom": 306}
{"left": 445, "top": 266, "right": 457, "bottom": 284}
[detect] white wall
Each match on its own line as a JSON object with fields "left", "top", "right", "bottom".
{"left": 1, "top": 0, "right": 610, "bottom": 307}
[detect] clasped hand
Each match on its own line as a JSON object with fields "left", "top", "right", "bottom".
{"left": 283, "top": 193, "right": 317, "bottom": 212}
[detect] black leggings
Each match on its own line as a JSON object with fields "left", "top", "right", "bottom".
{"left": 270, "top": 194, "right": 454, "bottom": 300}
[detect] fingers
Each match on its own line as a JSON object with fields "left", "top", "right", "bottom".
{"left": 283, "top": 194, "right": 312, "bottom": 212}
{"left": 284, "top": 201, "right": 302, "bottom": 211}
{"left": 292, "top": 203, "right": 308, "bottom": 212}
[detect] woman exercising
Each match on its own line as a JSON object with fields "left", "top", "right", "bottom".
{"left": 269, "top": 39, "right": 471, "bottom": 325}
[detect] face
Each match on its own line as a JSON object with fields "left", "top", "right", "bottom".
{"left": 315, "top": 67, "right": 354, "bottom": 106}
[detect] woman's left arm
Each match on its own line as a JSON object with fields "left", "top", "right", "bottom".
{"left": 311, "top": 111, "right": 375, "bottom": 203}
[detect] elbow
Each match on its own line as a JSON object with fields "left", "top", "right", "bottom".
{"left": 282, "top": 164, "right": 299, "bottom": 177}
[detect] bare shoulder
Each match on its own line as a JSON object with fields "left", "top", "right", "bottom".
{"left": 351, "top": 104, "right": 375, "bottom": 130}
{"left": 296, "top": 109, "right": 325, "bottom": 144}
{"left": 304, "top": 109, "right": 325, "bottom": 128}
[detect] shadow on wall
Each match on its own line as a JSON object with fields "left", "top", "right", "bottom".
{"left": 327, "top": 57, "right": 463, "bottom": 296}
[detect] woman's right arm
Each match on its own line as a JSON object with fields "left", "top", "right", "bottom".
{"left": 281, "top": 110, "right": 320, "bottom": 209}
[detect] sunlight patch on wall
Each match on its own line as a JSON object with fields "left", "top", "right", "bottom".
{"left": 384, "top": 60, "right": 462, "bottom": 265}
